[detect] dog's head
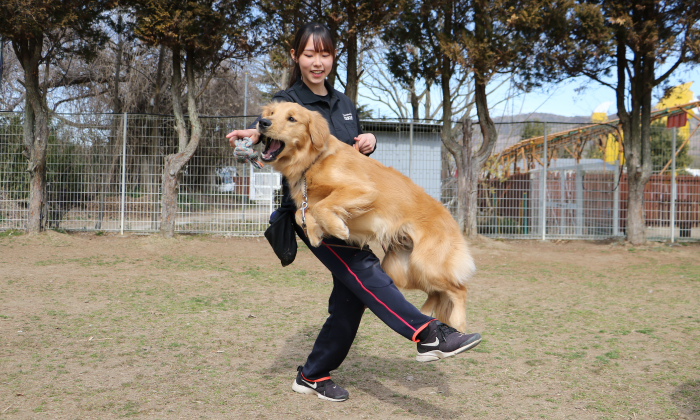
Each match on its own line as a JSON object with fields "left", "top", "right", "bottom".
{"left": 257, "top": 102, "right": 330, "bottom": 170}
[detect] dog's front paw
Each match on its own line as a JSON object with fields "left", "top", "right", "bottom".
{"left": 328, "top": 224, "right": 350, "bottom": 241}
{"left": 325, "top": 219, "right": 350, "bottom": 241}
{"left": 297, "top": 210, "right": 324, "bottom": 247}
{"left": 307, "top": 227, "right": 324, "bottom": 248}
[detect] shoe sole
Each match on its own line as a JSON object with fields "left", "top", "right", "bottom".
{"left": 416, "top": 337, "right": 482, "bottom": 362}
{"left": 292, "top": 380, "right": 348, "bottom": 402}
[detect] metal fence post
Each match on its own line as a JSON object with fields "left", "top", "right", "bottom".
{"left": 559, "top": 169, "right": 565, "bottom": 235}
{"left": 409, "top": 120, "right": 414, "bottom": 180}
{"left": 671, "top": 126, "right": 677, "bottom": 243}
{"left": 575, "top": 165, "right": 583, "bottom": 235}
{"left": 120, "top": 113, "right": 127, "bottom": 235}
{"left": 541, "top": 122, "right": 547, "bottom": 240}
{"left": 613, "top": 159, "right": 620, "bottom": 236}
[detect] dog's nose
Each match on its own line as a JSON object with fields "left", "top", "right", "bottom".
{"left": 258, "top": 118, "right": 272, "bottom": 131}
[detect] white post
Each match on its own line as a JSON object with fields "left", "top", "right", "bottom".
{"left": 409, "top": 120, "right": 414, "bottom": 180}
{"left": 249, "top": 162, "right": 254, "bottom": 202}
{"left": 243, "top": 71, "right": 248, "bottom": 128}
{"left": 541, "top": 122, "right": 547, "bottom": 240}
{"left": 269, "top": 165, "right": 274, "bottom": 217}
{"left": 671, "top": 126, "right": 677, "bottom": 243}
{"left": 120, "top": 113, "right": 127, "bottom": 235}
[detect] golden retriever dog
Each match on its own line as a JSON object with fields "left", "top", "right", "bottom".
{"left": 256, "top": 101, "right": 476, "bottom": 332}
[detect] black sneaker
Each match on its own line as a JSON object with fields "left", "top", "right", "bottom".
{"left": 416, "top": 320, "right": 482, "bottom": 362}
{"left": 292, "top": 366, "right": 349, "bottom": 402}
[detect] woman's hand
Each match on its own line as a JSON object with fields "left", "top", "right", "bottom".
{"left": 226, "top": 128, "right": 260, "bottom": 148}
{"left": 353, "top": 133, "right": 376, "bottom": 155}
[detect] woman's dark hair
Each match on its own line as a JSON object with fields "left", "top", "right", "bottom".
{"left": 288, "top": 22, "right": 336, "bottom": 89}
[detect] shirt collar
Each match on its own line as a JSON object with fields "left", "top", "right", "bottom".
{"left": 292, "top": 78, "right": 335, "bottom": 105}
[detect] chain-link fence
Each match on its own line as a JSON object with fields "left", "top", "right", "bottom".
{"left": 1, "top": 112, "right": 699, "bottom": 240}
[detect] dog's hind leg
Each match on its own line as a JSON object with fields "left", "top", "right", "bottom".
{"left": 432, "top": 292, "right": 454, "bottom": 328}
{"left": 420, "top": 292, "right": 439, "bottom": 317}
{"left": 381, "top": 246, "right": 411, "bottom": 289}
{"left": 443, "top": 288, "right": 468, "bottom": 333}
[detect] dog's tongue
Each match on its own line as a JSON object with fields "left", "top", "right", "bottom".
{"left": 263, "top": 139, "right": 281, "bottom": 159}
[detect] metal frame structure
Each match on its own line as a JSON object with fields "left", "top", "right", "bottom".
{"left": 495, "top": 101, "right": 700, "bottom": 176}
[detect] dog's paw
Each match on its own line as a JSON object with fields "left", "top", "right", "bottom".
{"left": 332, "top": 225, "right": 350, "bottom": 241}
{"left": 307, "top": 226, "right": 324, "bottom": 247}
{"left": 324, "top": 218, "right": 350, "bottom": 241}
{"left": 297, "top": 210, "right": 324, "bottom": 247}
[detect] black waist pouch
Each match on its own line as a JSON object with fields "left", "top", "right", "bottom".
{"left": 264, "top": 207, "right": 297, "bottom": 267}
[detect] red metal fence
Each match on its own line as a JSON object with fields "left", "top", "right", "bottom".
{"left": 479, "top": 173, "right": 700, "bottom": 237}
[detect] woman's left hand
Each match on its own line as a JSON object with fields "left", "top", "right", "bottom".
{"left": 353, "top": 133, "right": 376, "bottom": 155}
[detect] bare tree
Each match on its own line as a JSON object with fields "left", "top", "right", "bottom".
{"left": 0, "top": 0, "right": 109, "bottom": 233}
{"left": 129, "top": 0, "right": 261, "bottom": 238}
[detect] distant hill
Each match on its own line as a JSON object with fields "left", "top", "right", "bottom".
{"left": 493, "top": 113, "right": 595, "bottom": 124}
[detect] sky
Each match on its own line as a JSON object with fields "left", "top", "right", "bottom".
{"left": 494, "top": 74, "right": 700, "bottom": 117}
{"left": 484, "top": 66, "right": 700, "bottom": 119}
{"left": 361, "top": 65, "right": 700, "bottom": 120}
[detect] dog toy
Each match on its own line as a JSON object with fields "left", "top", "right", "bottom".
{"left": 233, "top": 137, "right": 263, "bottom": 169}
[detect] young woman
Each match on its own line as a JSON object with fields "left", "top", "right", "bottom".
{"left": 227, "top": 22, "right": 481, "bottom": 402}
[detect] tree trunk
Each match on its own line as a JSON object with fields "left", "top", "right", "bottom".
{"left": 461, "top": 119, "right": 477, "bottom": 237}
{"left": 160, "top": 50, "right": 203, "bottom": 238}
{"left": 26, "top": 102, "right": 48, "bottom": 234}
{"left": 344, "top": 4, "right": 359, "bottom": 104}
{"left": 622, "top": 104, "right": 647, "bottom": 244}
{"left": 424, "top": 80, "right": 432, "bottom": 119}
{"left": 409, "top": 79, "right": 419, "bottom": 120}
{"left": 463, "top": 2, "right": 499, "bottom": 239}
{"left": 615, "top": 31, "right": 653, "bottom": 245}
{"left": 14, "top": 38, "right": 48, "bottom": 234}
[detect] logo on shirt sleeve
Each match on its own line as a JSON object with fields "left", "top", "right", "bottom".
{"left": 343, "top": 113, "right": 353, "bottom": 121}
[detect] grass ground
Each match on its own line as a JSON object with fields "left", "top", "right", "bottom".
{"left": 0, "top": 231, "right": 699, "bottom": 419}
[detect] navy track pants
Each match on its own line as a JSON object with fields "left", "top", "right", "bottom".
{"left": 294, "top": 223, "right": 433, "bottom": 381}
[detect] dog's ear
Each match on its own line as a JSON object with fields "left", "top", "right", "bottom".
{"left": 307, "top": 112, "right": 330, "bottom": 150}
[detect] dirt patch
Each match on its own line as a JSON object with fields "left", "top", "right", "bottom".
{"left": 1, "top": 232, "right": 699, "bottom": 419}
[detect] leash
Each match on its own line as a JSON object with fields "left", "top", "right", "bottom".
{"left": 323, "top": 243, "right": 370, "bottom": 251}
{"left": 298, "top": 154, "right": 323, "bottom": 237}
{"left": 301, "top": 176, "right": 309, "bottom": 235}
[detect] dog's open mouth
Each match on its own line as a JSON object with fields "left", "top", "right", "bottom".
{"left": 260, "top": 135, "right": 285, "bottom": 162}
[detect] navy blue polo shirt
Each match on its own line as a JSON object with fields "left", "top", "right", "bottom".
{"left": 251, "top": 78, "right": 375, "bottom": 213}
{"left": 251, "top": 78, "right": 374, "bottom": 154}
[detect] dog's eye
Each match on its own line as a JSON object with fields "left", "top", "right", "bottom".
{"left": 288, "top": 116, "right": 296, "bottom": 122}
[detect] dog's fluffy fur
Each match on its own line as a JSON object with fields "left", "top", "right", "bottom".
{"left": 257, "top": 102, "right": 476, "bottom": 332}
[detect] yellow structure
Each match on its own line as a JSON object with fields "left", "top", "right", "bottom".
{"left": 591, "top": 83, "right": 695, "bottom": 164}
{"left": 655, "top": 82, "right": 693, "bottom": 138}
{"left": 591, "top": 101, "right": 622, "bottom": 164}
{"left": 592, "top": 101, "right": 613, "bottom": 123}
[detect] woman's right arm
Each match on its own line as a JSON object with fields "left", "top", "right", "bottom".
{"left": 226, "top": 128, "right": 260, "bottom": 148}
{"left": 226, "top": 93, "right": 292, "bottom": 148}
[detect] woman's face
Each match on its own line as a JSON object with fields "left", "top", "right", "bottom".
{"left": 292, "top": 36, "right": 334, "bottom": 93}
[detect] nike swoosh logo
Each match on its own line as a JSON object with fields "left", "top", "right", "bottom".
{"left": 301, "top": 379, "right": 317, "bottom": 389}
{"left": 422, "top": 338, "right": 440, "bottom": 347}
